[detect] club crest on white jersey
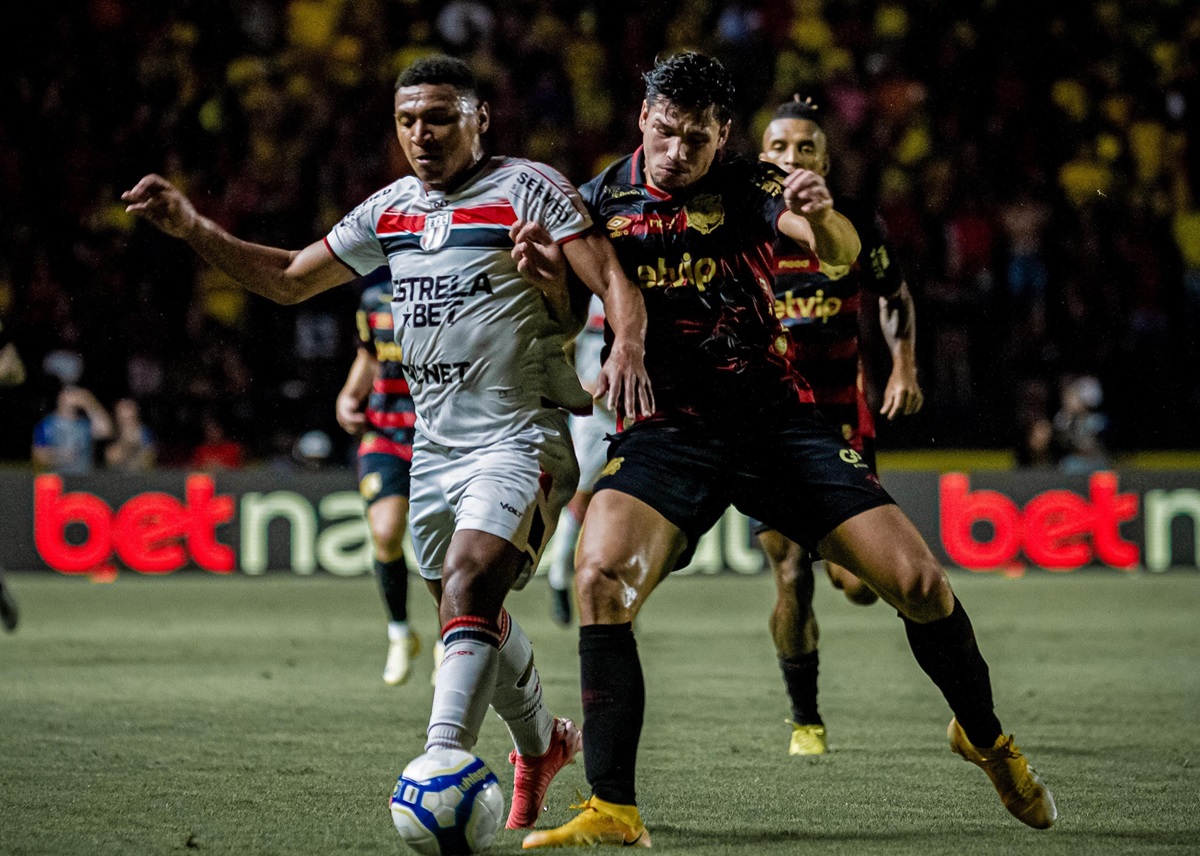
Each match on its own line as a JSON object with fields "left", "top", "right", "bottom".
{"left": 421, "top": 209, "right": 452, "bottom": 252}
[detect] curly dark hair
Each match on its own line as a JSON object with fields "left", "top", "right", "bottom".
{"left": 395, "top": 55, "right": 479, "bottom": 98}
{"left": 642, "top": 51, "right": 737, "bottom": 124}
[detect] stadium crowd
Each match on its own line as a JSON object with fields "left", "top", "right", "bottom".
{"left": 2, "top": 0, "right": 1198, "bottom": 467}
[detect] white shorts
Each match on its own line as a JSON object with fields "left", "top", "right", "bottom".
{"left": 569, "top": 406, "right": 617, "bottom": 493}
{"left": 409, "top": 418, "right": 579, "bottom": 589}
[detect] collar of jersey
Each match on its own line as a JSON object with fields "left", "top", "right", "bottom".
{"left": 421, "top": 154, "right": 494, "bottom": 198}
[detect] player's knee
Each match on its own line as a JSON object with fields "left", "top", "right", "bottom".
{"left": 373, "top": 526, "right": 406, "bottom": 562}
{"left": 892, "top": 556, "right": 952, "bottom": 621}
{"left": 574, "top": 558, "right": 636, "bottom": 623}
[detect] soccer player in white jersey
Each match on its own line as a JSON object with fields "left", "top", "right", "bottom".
{"left": 546, "top": 293, "right": 617, "bottom": 626}
{"left": 123, "top": 55, "right": 653, "bottom": 833}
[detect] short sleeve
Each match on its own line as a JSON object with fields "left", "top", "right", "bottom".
{"left": 505, "top": 162, "right": 592, "bottom": 244}
{"left": 325, "top": 187, "right": 393, "bottom": 275}
{"left": 743, "top": 161, "right": 790, "bottom": 242}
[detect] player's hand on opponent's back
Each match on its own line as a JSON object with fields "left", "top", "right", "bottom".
{"left": 781, "top": 168, "right": 834, "bottom": 223}
{"left": 511, "top": 220, "right": 566, "bottom": 294}
{"left": 122, "top": 174, "right": 202, "bottom": 239}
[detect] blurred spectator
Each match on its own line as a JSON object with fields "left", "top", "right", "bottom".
{"left": 104, "top": 397, "right": 157, "bottom": 471}
{"left": 32, "top": 385, "right": 114, "bottom": 475}
{"left": 189, "top": 409, "right": 245, "bottom": 471}
{"left": 0, "top": 320, "right": 25, "bottom": 388}
{"left": 2, "top": 2, "right": 1199, "bottom": 458}
{"left": 1052, "top": 374, "right": 1111, "bottom": 474}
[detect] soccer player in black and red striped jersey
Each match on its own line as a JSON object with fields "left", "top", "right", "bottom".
{"left": 524, "top": 52, "right": 1055, "bottom": 849}
{"left": 757, "top": 96, "right": 924, "bottom": 756}
{"left": 336, "top": 266, "right": 426, "bottom": 685}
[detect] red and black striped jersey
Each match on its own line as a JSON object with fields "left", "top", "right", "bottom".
{"left": 355, "top": 267, "right": 416, "bottom": 459}
{"left": 580, "top": 150, "right": 814, "bottom": 426}
{"left": 772, "top": 199, "right": 903, "bottom": 447}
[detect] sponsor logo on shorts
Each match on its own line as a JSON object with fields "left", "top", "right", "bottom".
{"left": 839, "top": 449, "right": 868, "bottom": 468}
{"left": 359, "top": 472, "right": 383, "bottom": 500}
{"left": 499, "top": 502, "right": 521, "bottom": 517}
{"left": 600, "top": 457, "right": 624, "bottom": 477}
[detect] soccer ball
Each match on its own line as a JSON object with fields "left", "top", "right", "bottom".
{"left": 389, "top": 748, "right": 505, "bottom": 856}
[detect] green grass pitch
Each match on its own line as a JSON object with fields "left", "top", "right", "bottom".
{"left": 2, "top": 569, "right": 1198, "bottom": 855}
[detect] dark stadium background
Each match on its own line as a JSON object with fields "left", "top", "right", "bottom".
{"left": 2, "top": 0, "right": 1198, "bottom": 467}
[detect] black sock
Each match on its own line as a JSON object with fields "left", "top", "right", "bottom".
{"left": 778, "top": 651, "right": 822, "bottom": 725}
{"left": 374, "top": 557, "right": 409, "bottom": 623}
{"left": 903, "top": 596, "right": 1002, "bottom": 747}
{"left": 579, "top": 623, "right": 643, "bottom": 806}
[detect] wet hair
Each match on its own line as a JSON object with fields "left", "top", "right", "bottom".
{"left": 642, "top": 51, "right": 737, "bottom": 124}
{"left": 395, "top": 55, "right": 479, "bottom": 99}
{"left": 772, "top": 95, "right": 822, "bottom": 127}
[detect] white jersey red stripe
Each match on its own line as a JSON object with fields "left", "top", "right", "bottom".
{"left": 326, "top": 156, "right": 592, "bottom": 448}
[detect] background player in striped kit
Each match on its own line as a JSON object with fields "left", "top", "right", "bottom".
{"left": 336, "top": 266, "right": 426, "bottom": 685}
{"left": 757, "top": 95, "right": 924, "bottom": 755}
{"left": 123, "top": 54, "right": 653, "bottom": 834}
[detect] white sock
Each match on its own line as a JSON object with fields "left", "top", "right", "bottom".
{"left": 387, "top": 621, "right": 410, "bottom": 641}
{"left": 425, "top": 617, "right": 500, "bottom": 752}
{"left": 548, "top": 512, "right": 581, "bottom": 592}
{"left": 491, "top": 610, "right": 554, "bottom": 757}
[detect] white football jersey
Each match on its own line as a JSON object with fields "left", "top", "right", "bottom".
{"left": 326, "top": 157, "right": 591, "bottom": 447}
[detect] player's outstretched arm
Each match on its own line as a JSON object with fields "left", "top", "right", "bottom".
{"left": 561, "top": 231, "right": 654, "bottom": 419}
{"left": 510, "top": 220, "right": 580, "bottom": 337}
{"left": 122, "top": 174, "right": 352, "bottom": 305}
{"left": 336, "top": 349, "right": 377, "bottom": 436}
{"left": 777, "top": 168, "right": 861, "bottom": 267}
{"left": 878, "top": 280, "right": 923, "bottom": 420}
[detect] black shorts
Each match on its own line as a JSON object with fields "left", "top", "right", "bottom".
{"left": 357, "top": 450, "right": 411, "bottom": 506}
{"left": 750, "top": 433, "right": 877, "bottom": 537}
{"left": 594, "top": 404, "right": 894, "bottom": 568}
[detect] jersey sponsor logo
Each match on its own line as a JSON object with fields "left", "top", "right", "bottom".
{"left": 392, "top": 273, "right": 493, "bottom": 328}
{"left": 607, "top": 211, "right": 687, "bottom": 238}
{"left": 421, "top": 209, "right": 451, "bottom": 251}
{"left": 776, "top": 257, "right": 814, "bottom": 271}
{"left": 606, "top": 187, "right": 642, "bottom": 199}
{"left": 399, "top": 361, "right": 471, "bottom": 385}
{"left": 774, "top": 288, "right": 844, "bottom": 322}
{"left": 636, "top": 254, "right": 718, "bottom": 292}
{"left": 685, "top": 194, "right": 724, "bottom": 235}
{"left": 511, "top": 171, "right": 575, "bottom": 230}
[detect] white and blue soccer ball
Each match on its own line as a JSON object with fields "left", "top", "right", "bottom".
{"left": 389, "top": 748, "right": 505, "bottom": 856}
